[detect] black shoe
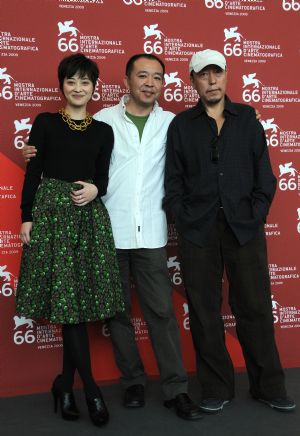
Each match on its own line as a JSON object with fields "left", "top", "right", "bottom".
{"left": 51, "top": 375, "right": 79, "bottom": 421}
{"left": 164, "top": 393, "right": 203, "bottom": 421}
{"left": 123, "top": 384, "right": 145, "bottom": 408}
{"left": 257, "top": 397, "right": 296, "bottom": 412}
{"left": 86, "top": 389, "right": 109, "bottom": 427}
{"left": 199, "top": 398, "right": 231, "bottom": 414}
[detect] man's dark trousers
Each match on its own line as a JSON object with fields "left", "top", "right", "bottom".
{"left": 107, "top": 247, "right": 188, "bottom": 400}
{"left": 178, "top": 209, "right": 286, "bottom": 400}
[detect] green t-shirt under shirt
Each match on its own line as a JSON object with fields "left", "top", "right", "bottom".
{"left": 126, "top": 111, "right": 149, "bottom": 141}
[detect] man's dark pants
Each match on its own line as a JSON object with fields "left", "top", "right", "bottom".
{"left": 177, "top": 209, "right": 286, "bottom": 400}
{"left": 107, "top": 247, "right": 188, "bottom": 400}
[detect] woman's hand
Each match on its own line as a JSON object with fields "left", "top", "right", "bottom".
{"left": 22, "top": 145, "right": 37, "bottom": 163}
{"left": 71, "top": 181, "right": 98, "bottom": 206}
{"left": 20, "top": 222, "right": 32, "bottom": 245}
{"left": 254, "top": 108, "right": 261, "bottom": 121}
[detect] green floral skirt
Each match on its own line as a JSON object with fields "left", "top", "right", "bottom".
{"left": 16, "top": 178, "right": 124, "bottom": 324}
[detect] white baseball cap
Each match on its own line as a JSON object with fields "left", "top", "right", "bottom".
{"left": 189, "top": 49, "right": 226, "bottom": 74}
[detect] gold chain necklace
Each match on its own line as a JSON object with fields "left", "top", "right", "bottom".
{"left": 59, "top": 108, "right": 92, "bottom": 131}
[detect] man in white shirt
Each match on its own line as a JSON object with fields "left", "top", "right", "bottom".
{"left": 94, "top": 54, "right": 202, "bottom": 420}
{"left": 23, "top": 54, "right": 202, "bottom": 421}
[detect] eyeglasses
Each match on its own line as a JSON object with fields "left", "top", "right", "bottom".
{"left": 211, "top": 137, "right": 219, "bottom": 163}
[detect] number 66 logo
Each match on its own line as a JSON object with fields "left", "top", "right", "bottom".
{"left": 14, "top": 329, "right": 36, "bottom": 345}
{"left": 123, "top": 0, "right": 143, "bottom": 4}
{"left": 205, "top": 0, "right": 224, "bottom": 8}
{"left": 58, "top": 38, "right": 79, "bottom": 53}
{"left": 144, "top": 41, "right": 163, "bottom": 55}
{"left": 13, "top": 316, "right": 36, "bottom": 345}
{"left": 282, "top": 0, "right": 300, "bottom": 11}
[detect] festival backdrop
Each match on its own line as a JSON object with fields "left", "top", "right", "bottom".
{"left": 0, "top": 0, "right": 299, "bottom": 397}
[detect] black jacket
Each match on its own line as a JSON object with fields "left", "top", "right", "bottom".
{"left": 164, "top": 97, "right": 276, "bottom": 246}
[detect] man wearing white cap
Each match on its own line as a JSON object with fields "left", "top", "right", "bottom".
{"left": 164, "top": 49, "right": 295, "bottom": 413}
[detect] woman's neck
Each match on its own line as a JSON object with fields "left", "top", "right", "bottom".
{"left": 64, "top": 104, "right": 88, "bottom": 120}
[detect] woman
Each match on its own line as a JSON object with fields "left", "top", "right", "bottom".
{"left": 16, "top": 53, "right": 124, "bottom": 427}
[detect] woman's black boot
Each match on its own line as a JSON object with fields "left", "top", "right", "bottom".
{"left": 86, "top": 388, "right": 109, "bottom": 427}
{"left": 51, "top": 374, "right": 79, "bottom": 421}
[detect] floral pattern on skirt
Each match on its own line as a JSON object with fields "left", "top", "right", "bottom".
{"left": 16, "top": 178, "right": 124, "bottom": 324}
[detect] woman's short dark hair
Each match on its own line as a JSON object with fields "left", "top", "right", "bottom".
{"left": 125, "top": 53, "right": 165, "bottom": 77}
{"left": 58, "top": 53, "right": 99, "bottom": 91}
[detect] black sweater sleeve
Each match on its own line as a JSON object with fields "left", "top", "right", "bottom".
{"left": 93, "top": 123, "right": 114, "bottom": 196}
{"left": 21, "top": 113, "right": 46, "bottom": 222}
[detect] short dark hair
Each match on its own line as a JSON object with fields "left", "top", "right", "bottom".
{"left": 125, "top": 53, "right": 165, "bottom": 77}
{"left": 58, "top": 53, "right": 99, "bottom": 91}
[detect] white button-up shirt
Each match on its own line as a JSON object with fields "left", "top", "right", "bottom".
{"left": 93, "top": 96, "right": 175, "bottom": 249}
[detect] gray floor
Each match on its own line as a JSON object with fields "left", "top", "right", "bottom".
{"left": 1, "top": 369, "right": 299, "bottom": 436}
